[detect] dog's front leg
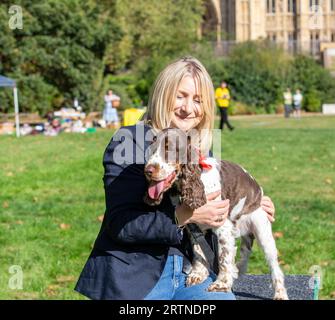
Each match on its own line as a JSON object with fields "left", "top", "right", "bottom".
{"left": 207, "top": 220, "right": 238, "bottom": 292}
{"left": 185, "top": 240, "right": 210, "bottom": 287}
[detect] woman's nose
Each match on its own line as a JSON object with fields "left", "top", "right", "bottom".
{"left": 181, "top": 98, "right": 193, "bottom": 113}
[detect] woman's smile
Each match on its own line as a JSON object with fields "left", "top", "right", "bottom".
{"left": 175, "top": 113, "right": 197, "bottom": 120}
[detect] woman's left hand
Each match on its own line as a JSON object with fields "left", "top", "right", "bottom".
{"left": 261, "top": 196, "right": 275, "bottom": 223}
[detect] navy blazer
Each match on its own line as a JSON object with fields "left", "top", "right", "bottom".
{"left": 75, "top": 123, "right": 214, "bottom": 300}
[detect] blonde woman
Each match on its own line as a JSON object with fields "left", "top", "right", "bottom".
{"left": 75, "top": 57, "right": 275, "bottom": 300}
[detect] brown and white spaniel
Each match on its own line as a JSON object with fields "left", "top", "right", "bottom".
{"left": 143, "top": 128, "right": 288, "bottom": 300}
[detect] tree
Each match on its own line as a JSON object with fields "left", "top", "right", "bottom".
{"left": 0, "top": 0, "right": 205, "bottom": 113}
{"left": 105, "top": 0, "right": 204, "bottom": 105}
{"left": 225, "top": 40, "right": 292, "bottom": 112}
{"left": 0, "top": 0, "right": 122, "bottom": 114}
{"left": 288, "top": 55, "right": 335, "bottom": 108}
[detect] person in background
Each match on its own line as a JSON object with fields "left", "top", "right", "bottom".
{"left": 293, "top": 89, "right": 303, "bottom": 119}
{"left": 73, "top": 97, "right": 82, "bottom": 112}
{"left": 215, "top": 81, "right": 234, "bottom": 131}
{"left": 283, "top": 88, "right": 293, "bottom": 118}
{"left": 44, "top": 117, "right": 62, "bottom": 136}
{"left": 46, "top": 111, "right": 54, "bottom": 124}
{"left": 103, "top": 89, "right": 121, "bottom": 128}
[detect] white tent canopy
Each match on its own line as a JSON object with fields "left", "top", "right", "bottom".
{"left": 0, "top": 75, "right": 20, "bottom": 137}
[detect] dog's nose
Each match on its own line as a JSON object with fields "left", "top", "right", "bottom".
{"left": 145, "top": 165, "right": 157, "bottom": 176}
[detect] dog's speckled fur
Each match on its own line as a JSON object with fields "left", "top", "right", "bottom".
{"left": 144, "top": 129, "right": 288, "bottom": 300}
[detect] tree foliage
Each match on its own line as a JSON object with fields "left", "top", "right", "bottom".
{"left": 201, "top": 40, "right": 335, "bottom": 113}
{"left": 0, "top": 0, "right": 123, "bottom": 114}
{"left": 0, "top": 0, "right": 203, "bottom": 114}
{"left": 224, "top": 41, "right": 291, "bottom": 112}
{"left": 0, "top": 1, "right": 333, "bottom": 115}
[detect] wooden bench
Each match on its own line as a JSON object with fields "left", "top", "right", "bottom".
{"left": 233, "top": 275, "right": 314, "bottom": 300}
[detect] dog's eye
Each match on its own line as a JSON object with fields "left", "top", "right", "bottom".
{"left": 149, "top": 136, "right": 157, "bottom": 146}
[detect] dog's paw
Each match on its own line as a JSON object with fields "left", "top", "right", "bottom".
{"left": 186, "top": 273, "right": 207, "bottom": 287}
{"left": 207, "top": 280, "right": 232, "bottom": 292}
{"left": 273, "top": 288, "right": 289, "bottom": 300}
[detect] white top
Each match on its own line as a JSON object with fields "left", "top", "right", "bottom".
{"left": 293, "top": 93, "right": 303, "bottom": 105}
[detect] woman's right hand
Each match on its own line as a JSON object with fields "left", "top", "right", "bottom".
{"left": 176, "top": 190, "right": 230, "bottom": 228}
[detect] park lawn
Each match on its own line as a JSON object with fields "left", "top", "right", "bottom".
{"left": 0, "top": 114, "right": 334, "bottom": 300}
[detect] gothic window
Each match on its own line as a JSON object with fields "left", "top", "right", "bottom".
{"left": 267, "top": 0, "right": 276, "bottom": 13}
{"left": 310, "top": 32, "right": 320, "bottom": 55}
{"left": 288, "top": 0, "right": 296, "bottom": 13}
{"left": 310, "top": 0, "right": 320, "bottom": 7}
{"left": 288, "top": 32, "right": 297, "bottom": 53}
{"left": 288, "top": 32, "right": 296, "bottom": 41}
{"left": 310, "top": 32, "right": 320, "bottom": 40}
{"left": 267, "top": 32, "right": 277, "bottom": 42}
{"left": 331, "top": 0, "right": 335, "bottom": 11}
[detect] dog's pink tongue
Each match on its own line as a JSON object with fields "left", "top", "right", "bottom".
{"left": 148, "top": 180, "right": 165, "bottom": 200}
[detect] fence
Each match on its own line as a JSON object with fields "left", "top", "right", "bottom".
{"left": 212, "top": 40, "right": 327, "bottom": 59}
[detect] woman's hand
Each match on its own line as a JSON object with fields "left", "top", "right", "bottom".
{"left": 175, "top": 190, "right": 229, "bottom": 228}
{"left": 261, "top": 195, "right": 276, "bottom": 223}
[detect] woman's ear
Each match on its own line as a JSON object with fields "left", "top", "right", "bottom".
{"left": 180, "top": 163, "right": 207, "bottom": 210}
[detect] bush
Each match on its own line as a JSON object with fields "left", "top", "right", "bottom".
{"left": 288, "top": 55, "right": 335, "bottom": 107}
{"left": 0, "top": 73, "right": 59, "bottom": 115}
{"left": 304, "top": 89, "right": 322, "bottom": 112}
{"left": 207, "top": 42, "right": 334, "bottom": 115}
{"left": 229, "top": 101, "right": 255, "bottom": 115}
{"left": 225, "top": 40, "right": 291, "bottom": 110}
{"left": 105, "top": 74, "right": 146, "bottom": 110}
{"left": 275, "top": 104, "right": 284, "bottom": 114}
{"left": 0, "top": 0, "right": 122, "bottom": 114}
{"left": 266, "top": 104, "right": 279, "bottom": 114}
{"left": 18, "top": 74, "right": 59, "bottom": 115}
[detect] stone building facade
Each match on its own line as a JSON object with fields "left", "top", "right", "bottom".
{"left": 202, "top": 0, "right": 335, "bottom": 57}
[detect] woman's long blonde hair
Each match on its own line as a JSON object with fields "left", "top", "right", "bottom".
{"left": 143, "top": 56, "right": 216, "bottom": 155}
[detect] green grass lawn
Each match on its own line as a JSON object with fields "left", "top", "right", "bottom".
{"left": 0, "top": 114, "right": 334, "bottom": 299}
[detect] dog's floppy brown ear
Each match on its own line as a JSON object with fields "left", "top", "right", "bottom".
{"left": 180, "top": 163, "right": 207, "bottom": 210}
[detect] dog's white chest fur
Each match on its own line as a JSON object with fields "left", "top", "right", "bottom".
{"left": 200, "top": 157, "right": 222, "bottom": 200}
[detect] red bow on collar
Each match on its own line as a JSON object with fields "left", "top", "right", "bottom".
{"left": 197, "top": 150, "right": 212, "bottom": 170}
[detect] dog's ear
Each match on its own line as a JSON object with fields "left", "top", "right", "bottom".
{"left": 180, "top": 163, "right": 207, "bottom": 210}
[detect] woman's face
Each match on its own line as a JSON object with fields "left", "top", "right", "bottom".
{"left": 170, "top": 76, "right": 203, "bottom": 132}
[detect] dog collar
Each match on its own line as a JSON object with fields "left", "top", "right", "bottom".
{"left": 197, "top": 150, "right": 212, "bottom": 170}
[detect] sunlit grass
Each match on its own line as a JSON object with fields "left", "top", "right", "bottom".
{"left": 0, "top": 114, "right": 334, "bottom": 299}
